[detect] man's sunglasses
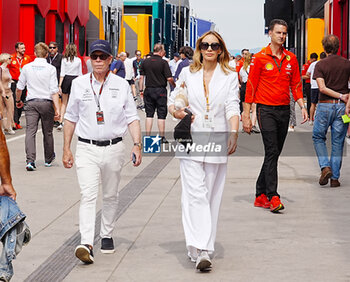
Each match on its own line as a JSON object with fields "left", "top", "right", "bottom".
{"left": 49, "top": 47, "right": 57, "bottom": 49}
{"left": 199, "top": 42, "right": 221, "bottom": 51}
{"left": 90, "top": 53, "right": 110, "bottom": 60}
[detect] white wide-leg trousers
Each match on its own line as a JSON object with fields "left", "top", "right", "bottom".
{"left": 179, "top": 159, "right": 227, "bottom": 256}
{"left": 75, "top": 141, "right": 125, "bottom": 246}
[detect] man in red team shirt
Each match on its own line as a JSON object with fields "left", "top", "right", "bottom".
{"left": 243, "top": 19, "right": 308, "bottom": 213}
{"left": 8, "top": 42, "right": 31, "bottom": 129}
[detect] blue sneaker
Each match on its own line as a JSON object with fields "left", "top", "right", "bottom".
{"left": 26, "top": 162, "right": 36, "bottom": 171}
{"left": 45, "top": 153, "right": 56, "bottom": 167}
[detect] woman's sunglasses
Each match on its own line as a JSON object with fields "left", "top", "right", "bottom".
{"left": 199, "top": 42, "right": 221, "bottom": 51}
{"left": 90, "top": 53, "right": 110, "bottom": 60}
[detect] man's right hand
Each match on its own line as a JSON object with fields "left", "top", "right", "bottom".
{"left": 242, "top": 113, "right": 252, "bottom": 134}
{"left": 0, "top": 183, "right": 17, "bottom": 200}
{"left": 63, "top": 149, "right": 74, "bottom": 168}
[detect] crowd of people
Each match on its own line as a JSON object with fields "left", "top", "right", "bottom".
{"left": 1, "top": 17, "right": 350, "bottom": 276}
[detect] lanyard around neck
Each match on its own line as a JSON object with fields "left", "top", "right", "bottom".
{"left": 272, "top": 56, "right": 285, "bottom": 73}
{"left": 203, "top": 78, "right": 210, "bottom": 112}
{"left": 90, "top": 72, "right": 109, "bottom": 111}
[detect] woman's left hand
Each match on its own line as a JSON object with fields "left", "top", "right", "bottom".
{"left": 227, "top": 132, "right": 238, "bottom": 155}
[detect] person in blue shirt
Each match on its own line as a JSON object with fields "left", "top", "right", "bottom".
{"left": 110, "top": 53, "right": 125, "bottom": 78}
{"left": 174, "top": 46, "right": 193, "bottom": 81}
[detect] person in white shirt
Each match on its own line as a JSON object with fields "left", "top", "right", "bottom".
{"left": 169, "top": 52, "right": 181, "bottom": 76}
{"left": 239, "top": 53, "right": 260, "bottom": 133}
{"left": 121, "top": 52, "right": 137, "bottom": 98}
{"left": 57, "top": 43, "right": 82, "bottom": 130}
{"left": 62, "top": 39, "right": 142, "bottom": 264}
{"left": 306, "top": 52, "right": 327, "bottom": 124}
{"left": 168, "top": 31, "right": 239, "bottom": 271}
{"left": 15, "top": 42, "right": 60, "bottom": 171}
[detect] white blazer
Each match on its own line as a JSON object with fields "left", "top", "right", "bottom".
{"left": 169, "top": 63, "right": 240, "bottom": 163}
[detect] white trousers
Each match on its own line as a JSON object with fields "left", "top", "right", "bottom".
{"left": 179, "top": 159, "right": 227, "bottom": 255}
{"left": 75, "top": 141, "right": 125, "bottom": 246}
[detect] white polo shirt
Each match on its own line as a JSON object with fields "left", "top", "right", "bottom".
{"left": 17, "top": 58, "right": 58, "bottom": 100}
{"left": 65, "top": 72, "right": 140, "bottom": 140}
{"left": 307, "top": 61, "right": 319, "bottom": 89}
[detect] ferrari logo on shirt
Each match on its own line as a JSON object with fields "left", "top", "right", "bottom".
{"left": 286, "top": 55, "right": 291, "bottom": 61}
{"left": 12, "top": 61, "right": 16, "bottom": 65}
{"left": 265, "top": 63, "right": 274, "bottom": 71}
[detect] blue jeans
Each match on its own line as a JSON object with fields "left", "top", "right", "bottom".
{"left": 312, "top": 103, "right": 348, "bottom": 180}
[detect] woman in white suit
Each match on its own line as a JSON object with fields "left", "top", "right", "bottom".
{"left": 168, "top": 31, "right": 240, "bottom": 271}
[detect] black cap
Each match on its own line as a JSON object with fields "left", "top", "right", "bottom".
{"left": 90, "top": 40, "right": 112, "bottom": 56}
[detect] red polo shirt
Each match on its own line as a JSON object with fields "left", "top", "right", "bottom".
{"left": 245, "top": 44, "right": 303, "bottom": 106}
{"left": 301, "top": 61, "right": 310, "bottom": 83}
{"left": 8, "top": 53, "right": 32, "bottom": 81}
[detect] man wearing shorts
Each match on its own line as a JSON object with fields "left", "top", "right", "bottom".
{"left": 139, "top": 44, "right": 175, "bottom": 142}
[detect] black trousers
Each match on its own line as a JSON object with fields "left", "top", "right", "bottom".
{"left": 303, "top": 82, "right": 311, "bottom": 116}
{"left": 256, "top": 104, "right": 290, "bottom": 199}
{"left": 11, "top": 80, "right": 26, "bottom": 124}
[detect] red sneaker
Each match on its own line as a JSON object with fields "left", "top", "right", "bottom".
{"left": 15, "top": 123, "right": 22, "bottom": 130}
{"left": 270, "top": 196, "right": 284, "bottom": 213}
{"left": 254, "top": 194, "right": 270, "bottom": 209}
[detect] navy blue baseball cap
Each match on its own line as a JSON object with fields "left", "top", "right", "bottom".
{"left": 90, "top": 40, "right": 112, "bottom": 56}
{"left": 174, "top": 52, "right": 180, "bottom": 57}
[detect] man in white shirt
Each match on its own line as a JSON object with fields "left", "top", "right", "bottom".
{"left": 62, "top": 39, "right": 142, "bottom": 264}
{"left": 305, "top": 52, "right": 327, "bottom": 124}
{"left": 15, "top": 42, "right": 60, "bottom": 171}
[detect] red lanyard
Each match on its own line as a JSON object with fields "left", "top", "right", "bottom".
{"left": 16, "top": 57, "right": 24, "bottom": 72}
{"left": 90, "top": 72, "right": 109, "bottom": 111}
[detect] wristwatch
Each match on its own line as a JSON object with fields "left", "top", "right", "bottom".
{"left": 134, "top": 142, "right": 142, "bottom": 149}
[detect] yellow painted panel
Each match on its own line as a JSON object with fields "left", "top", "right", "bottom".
{"left": 124, "top": 15, "right": 139, "bottom": 32}
{"left": 122, "top": 14, "right": 151, "bottom": 56}
{"left": 137, "top": 15, "right": 151, "bottom": 56}
{"left": 306, "top": 18, "right": 325, "bottom": 60}
{"left": 89, "top": 0, "right": 101, "bottom": 19}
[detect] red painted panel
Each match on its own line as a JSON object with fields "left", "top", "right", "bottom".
{"left": 63, "top": 20, "right": 70, "bottom": 49}
{"left": 2, "top": 0, "right": 20, "bottom": 53}
{"left": 46, "top": 12, "right": 56, "bottom": 44}
{"left": 19, "top": 5, "right": 35, "bottom": 56}
{"left": 65, "top": 0, "right": 77, "bottom": 24}
{"left": 19, "top": 0, "right": 49, "bottom": 17}
{"left": 332, "top": 0, "right": 349, "bottom": 57}
{"left": 36, "top": 0, "right": 50, "bottom": 17}
{"left": 52, "top": 0, "right": 65, "bottom": 22}
{"left": 74, "top": 21, "right": 79, "bottom": 53}
{"left": 77, "top": 0, "right": 89, "bottom": 26}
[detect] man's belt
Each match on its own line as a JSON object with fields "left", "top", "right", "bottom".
{"left": 78, "top": 136, "right": 122, "bottom": 146}
{"left": 319, "top": 99, "right": 345, "bottom": 104}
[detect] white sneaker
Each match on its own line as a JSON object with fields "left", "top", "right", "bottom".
{"left": 57, "top": 123, "right": 63, "bottom": 131}
{"left": 196, "top": 250, "right": 212, "bottom": 271}
{"left": 288, "top": 127, "right": 295, "bottom": 132}
{"left": 187, "top": 251, "right": 197, "bottom": 263}
{"left": 4, "top": 128, "right": 15, "bottom": 135}
{"left": 309, "top": 120, "right": 314, "bottom": 126}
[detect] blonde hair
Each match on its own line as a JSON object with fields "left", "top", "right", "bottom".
{"left": 243, "top": 52, "right": 252, "bottom": 71}
{"left": 190, "top": 31, "right": 234, "bottom": 75}
{"left": 0, "top": 53, "right": 11, "bottom": 64}
{"left": 64, "top": 43, "right": 78, "bottom": 62}
{"left": 34, "top": 42, "right": 49, "bottom": 58}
